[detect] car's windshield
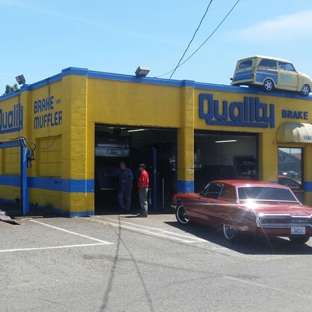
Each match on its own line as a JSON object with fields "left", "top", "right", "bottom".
{"left": 238, "top": 186, "right": 298, "bottom": 202}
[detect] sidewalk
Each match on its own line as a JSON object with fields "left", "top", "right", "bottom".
{"left": 0, "top": 200, "right": 174, "bottom": 220}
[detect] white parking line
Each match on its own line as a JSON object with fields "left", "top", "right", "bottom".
{"left": 223, "top": 276, "right": 312, "bottom": 301}
{"left": 0, "top": 220, "right": 113, "bottom": 254}
{"left": 0, "top": 243, "right": 108, "bottom": 253}
{"left": 91, "top": 216, "right": 208, "bottom": 244}
{"left": 30, "top": 219, "right": 112, "bottom": 244}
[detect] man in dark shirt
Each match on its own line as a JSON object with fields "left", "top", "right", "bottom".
{"left": 104, "top": 161, "right": 134, "bottom": 212}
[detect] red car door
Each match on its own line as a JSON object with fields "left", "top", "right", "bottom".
{"left": 188, "top": 182, "right": 223, "bottom": 226}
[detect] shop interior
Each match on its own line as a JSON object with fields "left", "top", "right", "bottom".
{"left": 94, "top": 125, "right": 259, "bottom": 214}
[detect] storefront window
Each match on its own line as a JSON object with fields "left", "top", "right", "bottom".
{"left": 278, "top": 148, "right": 302, "bottom": 189}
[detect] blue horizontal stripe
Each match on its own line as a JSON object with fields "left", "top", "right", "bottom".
{"left": 304, "top": 182, "right": 312, "bottom": 192}
{"left": 28, "top": 177, "right": 94, "bottom": 192}
{"left": 177, "top": 180, "right": 194, "bottom": 193}
{"left": 0, "top": 175, "right": 21, "bottom": 187}
{"left": 0, "top": 175, "right": 94, "bottom": 192}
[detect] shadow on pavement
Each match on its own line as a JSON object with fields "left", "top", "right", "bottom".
{"left": 165, "top": 221, "right": 312, "bottom": 256}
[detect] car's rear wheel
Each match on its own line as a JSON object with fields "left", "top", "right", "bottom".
{"left": 300, "top": 84, "right": 310, "bottom": 96}
{"left": 289, "top": 236, "right": 310, "bottom": 244}
{"left": 223, "top": 224, "right": 240, "bottom": 243}
{"left": 175, "top": 204, "right": 190, "bottom": 225}
{"left": 263, "top": 79, "right": 274, "bottom": 92}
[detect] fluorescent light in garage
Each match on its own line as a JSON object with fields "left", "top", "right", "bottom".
{"left": 215, "top": 140, "right": 237, "bottom": 143}
{"left": 128, "top": 129, "right": 146, "bottom": 133}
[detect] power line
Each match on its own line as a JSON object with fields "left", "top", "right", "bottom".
{"left": 176, "top": 0, "right": 240, "bottom": 70}
{"left": 156, "top": 0, "right": 240, "bottom": 79}
{"left": 169, "top": 1, "right": 213, "bottom": 79}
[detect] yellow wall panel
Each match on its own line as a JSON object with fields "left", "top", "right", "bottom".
{"left": 87, "top": 79, "right": 182, "bottom": 128}
{"left": 4, "top": 147, "right": 20, "bottom": 174}
{"left": 37, "top": 136, "right": 62, "bottom": 177}
{"left": 29, "top": 188, "right": 62, "bottom": 211}
{"left": 0, "top": 185, "right": 20, "bottom": 201}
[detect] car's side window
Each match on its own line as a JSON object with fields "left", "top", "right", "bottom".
{"left": 219, "top": 184, "right": 236, "bottom": 202}
{"left": 239, "top": 60, "right": 252, "bottom": 69}
{"left": 203, "top": 183, "right": 222, "bottom": 199}
{"left": 258, "top": 59, "right": 277, "bottom": 69}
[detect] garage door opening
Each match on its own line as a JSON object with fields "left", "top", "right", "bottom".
{"left": 94, "top": 125, "right": 177, "bottom": 215}
{"left": 194, "top": 131, "right": 259, "bottom": 192}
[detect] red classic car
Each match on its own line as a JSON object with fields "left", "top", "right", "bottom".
{"left": 173, "top": 180, "right": 312, "bottom": 244}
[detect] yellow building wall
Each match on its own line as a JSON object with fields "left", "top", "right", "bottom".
{"left": 177, "top": 83, "right": 195, "bottom": 191}
{"left": 1, "top": 68, "right": 312, "bottom": 215}
{"left": 0, "top": 91, "right": 25, "bottom": 203}
{"left": 87, "top": 78, "right": 182, "bottom": 128}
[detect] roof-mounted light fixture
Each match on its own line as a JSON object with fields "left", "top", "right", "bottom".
{"left": 15, "top": 75, "right": 26, "bottom": 85}
{"left": 135, "top": 66, "right": 150, "bottom": 77}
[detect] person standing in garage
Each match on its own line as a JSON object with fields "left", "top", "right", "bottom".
{"left": 138, "top": 164, "right": 149, "bottom": 217}
{"left": 104, "top": 161, "right": 134, "bottom": 212}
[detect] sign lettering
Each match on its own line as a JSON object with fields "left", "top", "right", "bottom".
{"left": 0, "top": 104, "right": 23, "bottom": 134}
{"left": 282, "top": 110, "right": 308, "bottom": 120}
{"left": 199, "top": 94, "right": 275, "bottom": 128}
{"left": 33, "top": 95, "right": 62, "bottom": 129}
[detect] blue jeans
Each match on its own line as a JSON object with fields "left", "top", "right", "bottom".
{"left": 118, "top": 183, "right": 132, "bottom": 211}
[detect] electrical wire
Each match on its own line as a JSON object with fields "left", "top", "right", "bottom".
{"left": 37, "top": 134, "right": 61, "bottom": 150}
{"left": 175, "top": 0, "right": 240, "bottom": 71}
{"left": 156, "top": 0, "right": 240, "bottom": 79}
{"left": 0, "top": 134, "right": 61, "bottom": 151}
{"left": 21, "top": 136, "right": 36, "bottom": 152}
{"left": 169, "top": 0, "right": 213, "bottom": 79}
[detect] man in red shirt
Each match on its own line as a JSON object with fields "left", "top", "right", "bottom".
{"left": 138, "top": 164, "right": 149, "bottom": 217}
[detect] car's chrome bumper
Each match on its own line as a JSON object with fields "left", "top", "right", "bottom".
{"left": 256, "top": 213, "right": 312, "bottom": 228}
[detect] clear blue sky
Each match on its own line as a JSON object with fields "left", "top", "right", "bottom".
{"left": 2, "top": 0, "right": 312, "bottom": 92}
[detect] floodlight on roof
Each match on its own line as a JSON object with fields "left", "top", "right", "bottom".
{"left": 15, "top": 75, "right": 26, "bottom": 85}
{"left": 135, "top": 66, "right": 150, "bottom": 77}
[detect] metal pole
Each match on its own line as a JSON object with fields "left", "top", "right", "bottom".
{"left": 162, "top": 177, "right": 164, "bottom": 210}
{"left": 21, "top": 141, "right": 29, "bottom": 215}
{"left": 152, "top": 148, "right": 157, "bottom": 210}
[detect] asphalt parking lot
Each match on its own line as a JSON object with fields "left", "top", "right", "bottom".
{"left": 2, "top": 213, "right": 312, "bottom": 312}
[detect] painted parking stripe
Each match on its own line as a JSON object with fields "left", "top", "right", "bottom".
{"left": 30, "top": 219, "right": 112, "bottom": 244}
{"left": 90, "top": 217, "right": 207, "bottom": 243}
{"left": 0, "top": 243, "right": 109, "bottom": 253}
{"left": 223, "top": 276, "right": 312, "bottom": 300}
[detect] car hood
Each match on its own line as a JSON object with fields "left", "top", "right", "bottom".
{"left": 298, "top": 71, "right": 312, "bottom": 82}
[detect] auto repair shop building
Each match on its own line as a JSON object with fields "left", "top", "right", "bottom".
{"left": 0, "top": 67, "right": 312, "bottom": 216}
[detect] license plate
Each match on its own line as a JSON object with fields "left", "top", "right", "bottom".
{"left": 107, "top": 149, "right": 122, "bottom": 155}
{"left": 291, "top": 226, "right": 306, "bottom": 235}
